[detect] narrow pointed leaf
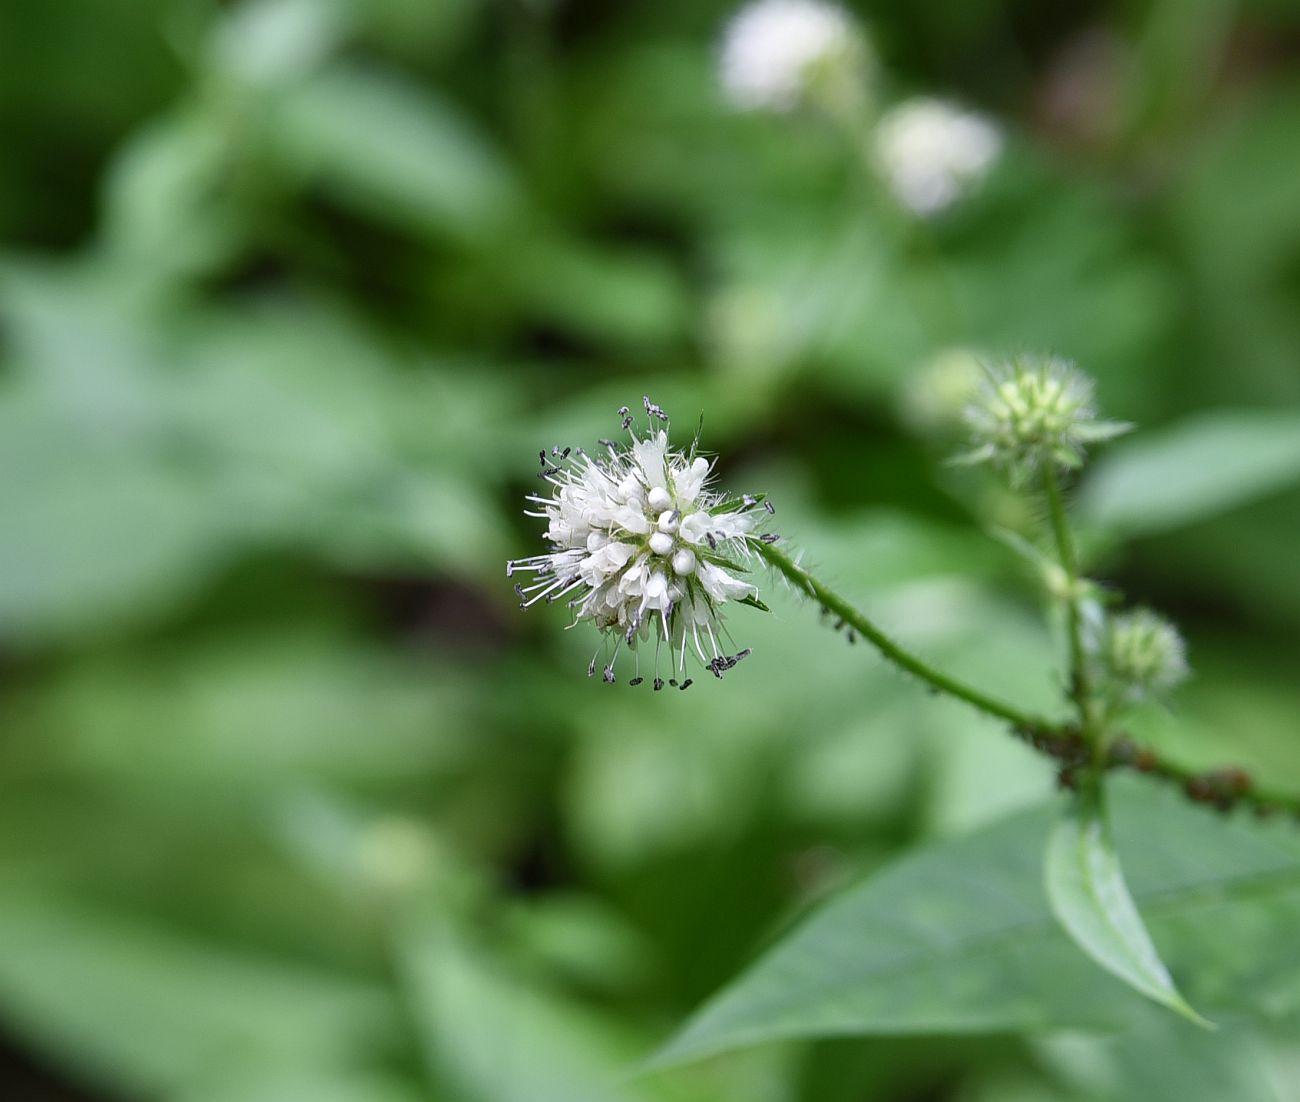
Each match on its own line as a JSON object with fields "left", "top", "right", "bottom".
{"left": 1044, "top": 784, "right": 1211, "bottom": 1028}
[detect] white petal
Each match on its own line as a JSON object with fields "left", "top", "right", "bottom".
{"left": 632, "top": 431, "right": 669, "bottom": 489}
{"left": 673, "top": 456, "right": 711, "bottom": 504}
{"left": 698, "top": 561, "right": 756, "bottom": 602}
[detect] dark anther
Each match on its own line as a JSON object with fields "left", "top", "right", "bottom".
{"left": 653, "top": 678, "right": 665, "bottom": 691}
{"left": 618, "top": 405, "right": 630, "bottom": 416}
{"left": 760, "top": 533, "right": 780, "bottom": 544}
{"left": 680, "top": 678, "right": 693, "bottom": 690}
{"left": 602, "top": 665, "right": 616, "bottom": 684}
{"left": 669, "top": 679, "right": 678, "bottom": 687}
{"left": 764, "top": 500, "right": 775, "bottom": 514}
{"left": 587, "top": 657, "right": 598, "bottom": 678}
{"left": 629, "top": 677, "right": 643, "bottom": 686}
{"left": 538, "top": 450, "right": 547, "bottom": 465}
{"left": 706, "top": 534, "right": 717, "bottom": 550}
{"left": 643, "top": 396, "right": 668, "bottom": 422}
{"left": 735, "top": 648, "right": 751, "bottom": 661}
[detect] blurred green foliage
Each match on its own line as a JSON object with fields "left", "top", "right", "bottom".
{"left": 2, "top": 0, "right": 1300, "bottom": 1099}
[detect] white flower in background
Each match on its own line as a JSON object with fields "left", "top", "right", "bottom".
{"left": 508, "top": 398, "right": 774, "bottom": 688}
{"left": 956, "top": 354, "right": 1131, "bottom": 484}
{"left": 873, "top": 97, "right": 1002, "bottom": 215}
{"left": 720, "top": 0, "right": 863, "bottom": 112}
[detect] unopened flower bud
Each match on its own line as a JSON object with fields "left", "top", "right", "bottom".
{"left": 955, "top": 355, "right": 1131, "bottom": 484}
{"left": 1104, "top": 608, "right": 1189, "bottom": 698}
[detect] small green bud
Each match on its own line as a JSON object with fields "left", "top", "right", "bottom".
{"left": 954, "top": 354, "right": 1131, "bottom": 484}
{"left": 1103, "top": 608, "right": 1189, "bottom": 699}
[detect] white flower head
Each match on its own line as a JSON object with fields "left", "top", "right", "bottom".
{"left": 873, "top": 97, "right": 1002, "bottom": 216}
{"left": 509, "top": 397, "right": 775, "bottom": 689}
{"left": 720, "top": 0, "right": 866, "bottom": 113}
{"left": 956, "top": 354, "right": 1132, "bottom": 484}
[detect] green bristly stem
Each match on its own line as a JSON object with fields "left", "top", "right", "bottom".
{"left": 1041, "top": 465, "right": 1103, "bottom": 765}
{"left": 753, "top": 539, "right": 1047, "bottom": 731}
{"left": 753, "top": 535, "right": 1300, "bottom": 821}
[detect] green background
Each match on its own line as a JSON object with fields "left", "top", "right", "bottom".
{"left": 2, "top": 0, "right": 1300, "bottom": 1098}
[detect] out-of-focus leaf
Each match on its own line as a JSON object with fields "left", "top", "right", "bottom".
{"left": 502, "top": 233, "right": 689, "bottom": 350}
{"left": 1037, "top": 1017, "right": 1282, "bottom": 1102}
{"left": 271, "top": 64, "right": 520, "bottom": 240}
{"left": 397, "top": 922, "right": 688, "bottom": 1102}
{"left": 209, "top": 0, "right": 350, "bottom": 89}
{"left": 0, "top": 393, "right": 232, "bottom": 646}
{"left": 1044, "top": 784, "right": 1205, "bottom": 1026}
{"left": 1081, "top": 411, "right": 1300, "bottom": 534}
{"left": 184, "top": 1070, "right": 427, "bottom": 1102}
{"left": 652, "top": 782, "right": 1300, "bottom": 1067}
{"left": 0, "top": 890, "right": 397, "bottom": 1098}
{"left": 99, "top": 113, "right": 244, "bottom": 280}
{"left": 19, "top": 637, "right": 475, "bottom": 786}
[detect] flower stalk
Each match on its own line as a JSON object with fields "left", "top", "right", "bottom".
{"left": 1041, "top": 465, "right": 1103, "bottom": 765}
{"left": 752, "top": 539, "right": 1045, "bottom": 730}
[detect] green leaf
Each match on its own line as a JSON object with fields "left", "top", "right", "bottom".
{"left": 1081, "top": 411, "right": 1300, "bottom": 534}
{"left": 396, "top": 921, "right": 696, "bottom": 1102}
{"left": 1044, "top": 784, "right": 1209, "bottom": 1027}
{"left": 736, "top": 594, "right": 770, "bottom": 612}
{"left": 651, "top": 781, "right": 1300, "bottom": 1067}
{"left": 270, "top": 63, "right": 520, "bottom": 241}
{"left": 0, "top": 890, "right": 397, "bottom": 1097}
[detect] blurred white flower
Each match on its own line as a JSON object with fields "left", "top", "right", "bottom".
{"left": 509, "top": 398, "right": 773, "bottom": 688}
{"left": 873, "top": 97, "right": 1002, "bottom": 215}
{"left": 720, "top": 0, "right": 863, "bottom": 112}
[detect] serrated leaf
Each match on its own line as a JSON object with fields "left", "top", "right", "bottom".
{"left": 651, "top": 781, "right": 1300, "bottom": 1068}
{"left": 1044, "top": 783, "right": 1210, "bottom": 1028}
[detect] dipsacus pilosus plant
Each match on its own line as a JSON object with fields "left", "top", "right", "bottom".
{"left": 508, "top": 398, "right": 774, "bottom": 689}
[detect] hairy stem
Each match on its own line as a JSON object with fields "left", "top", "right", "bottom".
{"left": 754, "top": 539, "right": 1046, "bottom": 730}
{"left": 755, "top": 536, "right": 1300, "bottom": 821}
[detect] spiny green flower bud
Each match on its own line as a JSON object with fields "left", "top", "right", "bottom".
{"left": 955, "top": 355, "right": 1131, "bottom": 484}
{"left": 1104, "top": 608, "right": 1189, "bottom": 698}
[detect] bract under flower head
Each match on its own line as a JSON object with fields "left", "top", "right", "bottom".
{"left": 508, "top": 398, "right": 772, "bottom": 689}
{"left": 956, "top": 354, "right": 1132, "bottom": 484}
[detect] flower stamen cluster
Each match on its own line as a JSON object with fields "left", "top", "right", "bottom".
{"left": 508, "top": 398, "right": 773, "bottom": 688}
